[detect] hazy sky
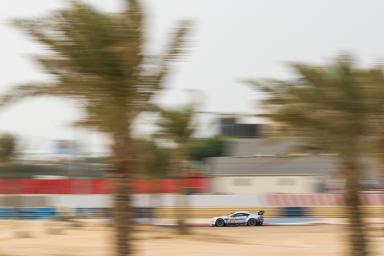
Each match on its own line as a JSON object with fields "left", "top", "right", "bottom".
{"left": 1, "top": 0, "right": 384, "bottom": 153}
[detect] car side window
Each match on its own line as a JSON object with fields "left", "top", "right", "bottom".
{"left": 233, "top": 213, "right": 249, "bottom": 217}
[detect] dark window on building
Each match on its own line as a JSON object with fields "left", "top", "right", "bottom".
{"left": 219, "top": 117, "right": 262, "bottom": 138}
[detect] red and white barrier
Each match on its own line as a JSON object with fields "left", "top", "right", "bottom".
{"left": 265, "top": 193, "right": 384, "bottom": 206}
{"left": 0, "top": 178, "right": 209, "bottom": 194}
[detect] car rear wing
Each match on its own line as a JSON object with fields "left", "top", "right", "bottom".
{"left": 257, "top": 210, "right": 265, "bottom": 216}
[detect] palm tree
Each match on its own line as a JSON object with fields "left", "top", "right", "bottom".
{"left": 156, "top": 105, "right": 195, "bottom": 234}
{"left": 137, "top": 138, "right": 171, "bottom": 223}
{"left": 2, "top": 1, "right": 190, "bottom": 255}
{"left": 249, "top": 55, "right": 370, "bottom": 256}
{"left": 0, "top": 133, "right": 17, "bottom": 163}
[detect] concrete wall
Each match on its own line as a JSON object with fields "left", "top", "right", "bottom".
{"left": 211, "top": 176, "right": 321, "bottom": 195}
{"left": 0, "top": 194, "right": 263, "bottom": 208}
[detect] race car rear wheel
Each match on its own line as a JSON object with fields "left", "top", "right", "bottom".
{"left": 256, "top": 221, "right": 263, "bottom": 226}
{"left": 215, "top": 218, "right": 225, "bottom": 227}
{"left": 247, "top": 218, "right": 256, "bottom": 226}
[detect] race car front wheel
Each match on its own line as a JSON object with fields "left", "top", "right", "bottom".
{"left": 247, "top": 218, "right": 256, "bottom": 226}
{"left": 215, "top": 218, "right": 225, "bottom": 227}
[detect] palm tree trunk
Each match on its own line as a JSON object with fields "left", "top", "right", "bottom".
{"left": 150, "top": 178, "right": 162, "bottom": 225}
{"left": 378, "top": 134, "right": 384, "bottom": 236}
{"left": 112, "top": 134, "right": 134, "bottom": 256}
{"left": 175, "top": 185, "right": 188, "bottom": 235}
{"left": 343, "top": 161, "right": 369, "bottom": 256}
{"left": 174, "top": 151, "right": 189, "bottom": 235}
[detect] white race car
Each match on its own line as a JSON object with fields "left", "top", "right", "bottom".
{"left": 211, "top": 210, "right": 264, "bottom": 227}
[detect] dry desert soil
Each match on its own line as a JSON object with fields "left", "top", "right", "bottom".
{"left": 0, "top": 221, "right": 382, "bottom": 256}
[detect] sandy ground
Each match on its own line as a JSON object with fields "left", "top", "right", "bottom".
{"left": 0, "top": 221, "right": 382, "bottom": 256}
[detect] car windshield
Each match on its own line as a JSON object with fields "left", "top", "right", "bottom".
{"left": 229, "top": 212, "right": 245, "bottom": 217}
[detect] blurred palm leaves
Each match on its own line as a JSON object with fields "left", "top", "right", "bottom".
{"left": 5, "top": 1, "right": 190, "bottom": 133}
{"left": 156, "top": 106, "right": 195, "bottom": 145}
{"left": 0, "top": 133, "right": 17, "bottom": 163}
